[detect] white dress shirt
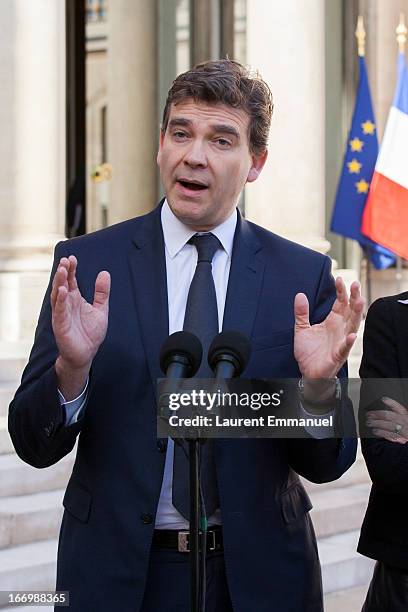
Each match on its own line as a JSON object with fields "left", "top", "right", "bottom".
{"left": 155, "top": 200, "right": 236, "bottom": 529}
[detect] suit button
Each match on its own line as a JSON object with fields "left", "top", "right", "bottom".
{"left": 157, "top": 440, "right": 167, "bottom": 453}
{"left": 43, "top": 421, "right": 55, "bottom": 437}
{"left": 141, "top": 513, "right": 153, "bottom": 525}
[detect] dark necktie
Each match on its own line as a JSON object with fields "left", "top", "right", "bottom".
{"left": 172, "top": 233, "right": 221, "bottom": 520}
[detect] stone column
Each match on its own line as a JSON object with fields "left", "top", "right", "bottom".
{"left": 107, "top": 1, "right": 158, "bottom": 224}
{"left": 245, "top": 0, "right": 330, "bottom": 254}
{"left": 0, "top": 0, "right": 66, "bottom": 353}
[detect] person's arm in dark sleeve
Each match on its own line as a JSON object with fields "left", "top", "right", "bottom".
{"left": 8, "top": 242, "right": 87, "bottom": 467}
{"left": 286, "top": 256, "right": 358, "bottom": 482}
{"left": 360, "top": 297, "right": 408, "bottom": 493}
{"left": 287, "top": 368, "right": 357, "bottom": 482}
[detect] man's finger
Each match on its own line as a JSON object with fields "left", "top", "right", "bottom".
{"left": 93, "top": 271, "right": 111, "bottom": 311}
{"left": 67, "top": 255, "right": 78, "bottom": 292}
{"left": 335, "top": 277, "right": 348, "bottom": 305}
{"left": 294, "top": 293, "right": 310, "bottom": 329}
{"left": 347, "top": 292, "right": 365, "bottom": 334}
{"left": 53, "top": 285, "right": 68, "bottom": 327}
{"left": 349, "top": 280, "right": 362, "bottom": 303}
{"left": 51, "top": 264, "right": 68, "bottom": 309}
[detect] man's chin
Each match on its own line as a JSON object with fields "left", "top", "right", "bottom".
{"left": 168, "top": 199, "right": 210, "bottom": 229}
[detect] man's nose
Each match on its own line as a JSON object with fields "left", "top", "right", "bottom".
{"left": 183, "top": 140, "right": 207, "bottom": 167}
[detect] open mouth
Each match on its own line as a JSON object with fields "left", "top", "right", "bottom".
{"left": 177, "top": 179, "right": 208, "bottom": 191}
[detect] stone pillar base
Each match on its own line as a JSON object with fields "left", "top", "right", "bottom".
{"left": 0, "top": 270, "right": 51, "bottom": 346}
{"left": 284, "top": 234, "right": 331, "bottom": 255}
{"left": 0, "top": 239, "right": 59, "bottom": 347}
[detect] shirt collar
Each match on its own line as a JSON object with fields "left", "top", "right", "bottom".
{"left": 161, "top": 198, "right": 237, "bottom": 259}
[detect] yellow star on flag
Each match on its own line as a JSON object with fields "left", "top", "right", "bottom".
{"left": 350, "top": 137, "right": 364, "bottom": 152}
{"left": 355, "top": 179, "right": 369, "bottom": 194}
{"left": 361, "top": 120, "right": 376, "bottom": 135}
{"left": 347, "top": 159, "right": 362, "bottom": 174}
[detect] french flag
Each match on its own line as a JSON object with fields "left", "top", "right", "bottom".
{"left": 362, "top": 52, "right": 408, "bottom": 259}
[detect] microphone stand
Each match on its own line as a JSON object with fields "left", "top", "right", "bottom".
{"left": 176, "top": 330, "right": 251, "bottom": 612}
{"left": 158, "top": 331, "right": 204, "bottom": 612}
{"left": 188, "top": 437, "right": 201, "bottom": 612}
{"left": 188, "top": 330, "right": 251, "bottom": 612}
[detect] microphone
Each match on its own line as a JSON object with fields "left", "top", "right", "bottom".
{"left": 160, "top": 331, "right": 203, "bottom": 378}
{"left": 158, "top": 332, "right": 203, "bottom": 432}
{"left": 208, "top": 330, "right": 251, "bottom": 379}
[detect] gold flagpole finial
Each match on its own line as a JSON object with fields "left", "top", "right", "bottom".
{"left": 396, "top": 13, "right": 407, "bottom": 53}
{"left": 355, "top": 16, "right": 366, "bottom": 57}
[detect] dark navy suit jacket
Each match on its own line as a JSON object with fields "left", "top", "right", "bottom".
{"left": 9, "top": 204, "right": 356, "bottom": 611}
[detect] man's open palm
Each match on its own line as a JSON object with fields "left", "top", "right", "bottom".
{"left": 294, "top": 277, "right": 364, "bottom": 378}
{"left": 51, "top": 255, "right": 111, "bottom": 369}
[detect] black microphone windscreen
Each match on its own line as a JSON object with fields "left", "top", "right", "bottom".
{"left": 159, "top": 331, "right": 203, "bottom": 376}
{"left": 208, "top": 330, "right": 251, "bottom": 376}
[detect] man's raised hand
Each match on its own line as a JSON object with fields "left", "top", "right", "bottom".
{"left": 294, "top": 277, "right": 365, "bottom": 379}
{"left": 51, "top": 255, "right": 111, "bottom": 400}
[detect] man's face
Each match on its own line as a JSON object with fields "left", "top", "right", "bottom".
{"left": 157, "top": 99, "right": 267, "bottom": 231}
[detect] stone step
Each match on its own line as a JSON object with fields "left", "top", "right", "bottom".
{"left": 0, "top": 358, "right": 25, "bottom": 384}
{"left": 324, "top": 584, "right": 368, "bottom": 611}
{"left": 310, "top": 482, "right": 370, "bottom": 538}
{"left": 319, "top": 529, "right": 375, "bottom": 594}
{"left": 0, "top": 453, "right": 73, "bottom": 498}
{"left": 0, "top": 533, "right": 374, "bottom": 606}
{"left": 0, "top": 384, "right": 17, "bottom": 419}
{"left": 0, "top": 343, "right": 28, "bottom": 385}
{"left": 1, "top": 607, "right": 53, "bottom": 611}
{"left": 0, "top": 539, "right": 57, "bottom": 604}
{"left": 0, "top": 490, "right": 373, "bottom": 605}
{"left": 0, "top": 474, "right": 370, "bottom": 550}
{"left": 0, "top": 489, "right": 64, "bottom": 549}
{"left": 0, "top": 418, "right": 13, "bottom": 454}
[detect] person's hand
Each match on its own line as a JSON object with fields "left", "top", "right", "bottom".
{"left": 366, "top": 397, "right": 408, "bottom": 445}
{"left": 294, "top": 277, "right": 364, "bottom": 379}
{"left": 51, "top": 255, "right": 110, "bottom": 399}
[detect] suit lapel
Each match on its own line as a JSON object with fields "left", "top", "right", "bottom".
{"left": 127, "top": 204, "right": 169, "bottom": 391}
{"left": 223, "top": 213, "right": 265, "bottom": 338}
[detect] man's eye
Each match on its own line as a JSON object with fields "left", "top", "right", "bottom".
{"left": 173, "top": 131, "right": 188, "bottom": 139}
{"left": 215, "top": 138, "right": 231, "bottom": 147}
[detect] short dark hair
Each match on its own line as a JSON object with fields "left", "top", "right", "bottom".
{"left": 162, "top": 59, "right": 273, "bottom": 156}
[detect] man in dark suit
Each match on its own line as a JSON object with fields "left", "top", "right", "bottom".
{"left": 9, "top": 59, "right": 364, "bottom": 611}
{"left": 358, "top": 294, "right": 408, "bottom": 611}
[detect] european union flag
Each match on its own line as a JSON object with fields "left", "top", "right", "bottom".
{"left": 330, "top": 56, "right": 395, "bottom": 269}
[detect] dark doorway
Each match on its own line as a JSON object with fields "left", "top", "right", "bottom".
{"left": 66, "top": 0, "right": 86, "bottom": 237}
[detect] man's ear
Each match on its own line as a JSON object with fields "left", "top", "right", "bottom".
{"left": 247, "top": 149, "right": 268, "bottom": 183}
{"left": 157, "top": 129, "right": 165, "bottom": 166}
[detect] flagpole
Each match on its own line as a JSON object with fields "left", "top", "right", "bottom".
{"left": 355, "top": 15, "right": 365, "bottom": 57}
{"left": 397, "top": 13, "right": 407, "bottom": 54}
{"left": 396, "top": 257, "right": 403, "bottom": 293}
{"left": 395, "top": 14, "right": 407, "bottom": 295}
{"left": 364, "top": 253, "right": 372, "bottom": 306}
{"left": 355, "top": 17, "right": 372, "bottom": 306}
